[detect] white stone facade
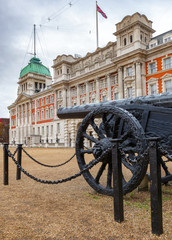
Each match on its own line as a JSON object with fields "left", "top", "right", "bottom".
{"left": 8, "top": 12, "right": 172, "bottom": 147}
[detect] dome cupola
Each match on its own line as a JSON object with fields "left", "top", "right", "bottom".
{"left": 19, "top": 57, "right": 51, "bottom": 78}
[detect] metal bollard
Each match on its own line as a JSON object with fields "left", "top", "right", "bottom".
{"left": 16, "top": 144, "right": 23, "bottom": 180}
{"left": 111, "top": 139, "right": 124, "bottom": 223}
{"left": 149, "top": 138, "right": 163, "bottom": 236}
{"left": 3, "top": 143, "right": 9, "bottom": 185}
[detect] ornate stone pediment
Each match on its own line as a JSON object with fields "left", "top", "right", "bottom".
{"left": 161, "top": 73, "right": 172, "bottom": 79}
{"left": 15, "top": 93, "right": 31, "bottom": 104}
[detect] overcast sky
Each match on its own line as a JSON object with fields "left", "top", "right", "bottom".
{"left": 0, "top": 0, "right": 172, "bottom": 117}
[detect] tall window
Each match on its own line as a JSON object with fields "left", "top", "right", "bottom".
{"left": 124, "top": 38, "right": 127, "bottom": 46}
{"left": 150, "top": 84, "right": 157, "bottom": 95}
{"left": 102, "top": 96, "right": 107, "bottom": 102}
{"left": 130, "top": 35, "right": 133, "bottom": 43}
{"left": 80, "top": 84, "right": 86, "bottom": 94}
{"left": 164, "top": 58, "right": 171, "bottom": 69}
{"left": 32, "top": 112, "right": 35, "bottom": 122}
{"left": 100, "top": 79, "right": 107, "bottom": 88}
{"left": 37, "top": 111, "right": 40, "bottom": 121}
{"left": 41, "top": 98, "right": 44, "bottom": 106}
{"left": 41, "top": 110, "right": 44, "bottom": 120}
{"left": 50, "top": 108, "right": 53, "bottom": 118}
{"left": 57, "top": 123, "right": 60, "bottom": 134}
{"left": 165, "top": 80, "right": 172, "bottom": 92}
{"left": 127, "top": 67, "right": 132, "bottom": 76}
{"left": 59, "top": 91, "right": 62, "bottom": 98}
{"left": 32, "top": 102, "right": 35, "bottom": 109}
{"left": 127, "top": 87, "right": 132, "bottom": 98}
{"left": 150, "top": 63, "right": 156, "bottom": 74}
{"left": 46, "top": 126, "right": 49, "bottom": 136}
{"left": 51, "top": 125, "right": 53, "bottom": 136}
{"left": 42, "top": 126, "right": 44, "bottom": 135}
{"left": 35, "top": 82, "right": 38, "bottom": 89}
{"left": 114, "top": 92, "right": 119, "bottom": 100}
{"left": 46, "top": 109, "right": 49, "bottom": 119}
{"left": 90, "top": 81, "right": 95, "bottom": 91}
{"left": 50, "top": 95, "right": 54, "bottom": 103}
{"left": 46, "top": 97, "right": 49, "bottom": 104}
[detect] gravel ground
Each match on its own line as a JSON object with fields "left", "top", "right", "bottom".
{"left": 0, "top": 147, "right": 171, "bottom": 240}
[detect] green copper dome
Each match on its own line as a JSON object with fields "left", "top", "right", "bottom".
{"left": 20, "top": 57, "right": 51, "bottom": 78}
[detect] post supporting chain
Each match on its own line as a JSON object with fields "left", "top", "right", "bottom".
{"left": 3, "top": 143, "right": 9, "bottom": 185}
{"left": 16, "top": 144, "right": 23, "bottom": 180}
{"left": 148, "top": 137, "right": 163, "bottom": 236}
{"left": 111, "top": 139, "right": 124, "bottom": 223}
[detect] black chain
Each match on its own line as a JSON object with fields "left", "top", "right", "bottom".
{"left": 7, "top": 147, "right": 111, "bottom": 184}
{"left": 119, "top": 144, "right": 150, "bottom": 164}
{"left": 12, "top": 147, "right": 18, "bottom": 157}
{"left": 158, "top": 144, "right": 172, "bottom": 162}
{"left": 22, "top": 147, "right": 76, "bottom": 168}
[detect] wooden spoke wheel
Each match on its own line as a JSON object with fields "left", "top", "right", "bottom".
{"left": 75, "top": 106, "right": 148, "bottom": 196}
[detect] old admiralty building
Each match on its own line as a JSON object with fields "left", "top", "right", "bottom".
{"left": 8, "top": 12, "right": 172, "bottom": 147}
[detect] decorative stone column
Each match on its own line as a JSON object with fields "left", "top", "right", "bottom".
{"left": 77, "top": 84, "right": 80, "bottom": 105}
{"left": 63, "top": 87, "right": 67, "bottom": 107}
{"left": 136, "top": 61, "right": 142, "bottom": 97}
{"left": 68, "top": 87, "right": 71, "bottom": 107}
{"left": 64, "top": 120, "right": 68, "bottom": 147}
{"left": 107, "top": 74, "right": 111, "bottom": 101}
{"left": 28, "top": 101, "right": 32, "bottom": 141}
{"left": 53, "top": 90, "right": 57, "bottom": 119}
{"left": 96, "top": 77, "right": 100, "bottom": 103}
{"left": 118, "top": 67, "right": 124, "bottom": 99}
{"left": 141, "top": 62, "right": 146, "bottom": 96}
{"left": 16, "top": 106, "right": 20, "bottom": 144}
{"left": 71, "top": 121, "right": 76, "bottom": 148}
{"left": 86, "top": 82, "right": 89, "bottom": 104}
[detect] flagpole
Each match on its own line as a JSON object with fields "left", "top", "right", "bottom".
{"left": 96, "top": 1, "right": 99, "bottom": 48}
{"left": 34, "top": 24, "right": 36, "bottom": 57}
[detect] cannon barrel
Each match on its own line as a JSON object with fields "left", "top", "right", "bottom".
{"left": 57, "top": 92, "right": 172, "bottom": 119}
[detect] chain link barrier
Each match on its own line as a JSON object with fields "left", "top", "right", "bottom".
{"left": 22, "top": 147, "right": 76, "bottom": 168}
{"left": 158, "top": 144, "right": 172, "bottom": 162}
{"left": 119, "top": 144, "right": 150, "bottom": 164}
{"left": 7, "top": 146, "right": 112, "bottom": 184}
{"left": 12, "top": 147, "right": 18, "bottom": 157}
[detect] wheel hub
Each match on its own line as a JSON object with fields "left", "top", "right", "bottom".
{"left": 93, "top": 138, "right": 112, "bottom": 163}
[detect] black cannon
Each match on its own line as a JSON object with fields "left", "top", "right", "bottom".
{"left": 57, "top": 92, "right": 172, "bottom": 196}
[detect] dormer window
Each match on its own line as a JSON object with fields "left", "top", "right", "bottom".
{"left": 150, "top": 43, "right": 156, "bottom": 48}
{"left": 164, "top": 37, "right": 171, "bottom": 43}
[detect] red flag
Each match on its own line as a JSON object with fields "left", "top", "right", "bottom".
{"left": 97, "top": 4, "right": 107, "bottom": 19}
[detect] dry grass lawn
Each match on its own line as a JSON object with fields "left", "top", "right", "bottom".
{"left": 0, "top": 147, "right": 171, "bottom": 240}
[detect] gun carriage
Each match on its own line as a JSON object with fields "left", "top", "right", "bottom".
{"left": 57, "top": 93, "right": 172, "bottom": 196}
